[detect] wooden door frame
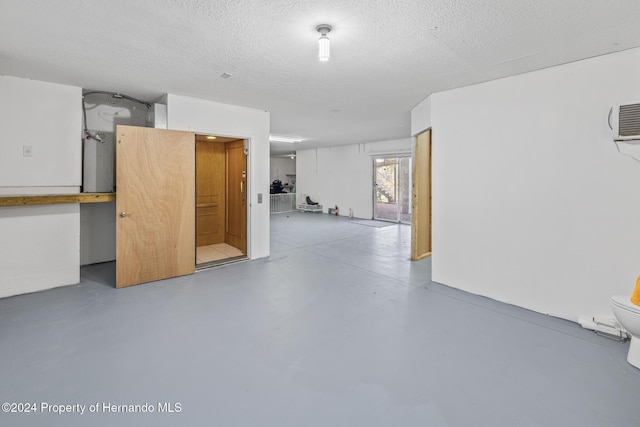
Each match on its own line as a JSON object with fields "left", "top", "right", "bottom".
{"left": 238, "top": 137, "right": 251, "bottom": 258}
{"left": 243, "top": 138, "right": 251, "bottom": 258}
{"left": 224, "top": 139, "right": 248, "bottom": 254}
{"left": 411, "top": 129, "right": 432, "bottom": 261}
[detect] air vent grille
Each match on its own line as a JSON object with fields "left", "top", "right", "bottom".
{"left": 619, "top": 103, "right": 640, "bottom": 137}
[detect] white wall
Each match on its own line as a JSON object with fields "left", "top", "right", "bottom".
{"left": 80, "top": 202, "right": 116, "bottom": 266}
{"left": 0, "top": 76, "right": 81, "bottom": 188}
{"left": 297, "top": 139, "right": 412, "bottom": 218}
{"left": 167, "top": 94, "right": 270, "bottom": 259}
{"left": 0, "top": 76, "right": 82, "bottom": 298}
{"left": 428, "top": 47, "right": 640, "bottom": 322}
{"left": 411, "top": 95, "right": 431, "bottom": 137}
{"left": 270, "top": 157, "right": 296, "bottom": 185}
{"left": 0, "top": 205, "right": 80, "bottom": 297}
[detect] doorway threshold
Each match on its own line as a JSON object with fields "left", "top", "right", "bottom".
{"left": 196, "top": 256, "right": 248, "bottom": 271}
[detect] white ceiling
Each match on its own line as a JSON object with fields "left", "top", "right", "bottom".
{"left": 2, "top": 0, "right": 640, "bottom": 155}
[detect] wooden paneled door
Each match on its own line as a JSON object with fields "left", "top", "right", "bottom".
{"left": 225, "top": 140, "right": 247, "bottom": 254}
{"left": 411, "top": 129, "right": 432, "bottom": 261}
{"left": 116, "top": 125, "right": 196, "bottom": 288}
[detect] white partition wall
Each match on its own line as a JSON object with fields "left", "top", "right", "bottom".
{"left": 297, "top": 139, "right": 412, "bottom": 219}
{"left": 0, "top": 205, "right": 80, "bottom": 297}
{"left": 0, "top": 76, "right": 82, "bottom": 298}
{"left": 424, "top": 47, "right": 640, "bottom": 321}
{"left": 0, "top": 76, "right": 82, "bottom": 188}
{"left": 270, "top": 157, "right": 296, "bottom": 185}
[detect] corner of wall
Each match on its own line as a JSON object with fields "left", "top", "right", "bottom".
{"left": 410, "top": 95, "right": 432, "bottom": 136}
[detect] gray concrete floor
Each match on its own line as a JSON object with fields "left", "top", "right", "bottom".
{"left": 1, "top": 211, "right": 639, "bottom": 427}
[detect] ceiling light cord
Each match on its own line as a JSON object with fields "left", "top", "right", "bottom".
{"left": 82, "top": 91, "right": 151, "bottom": 143}
{"left": 614, "top": 140, "right": 640, "bottom": 164}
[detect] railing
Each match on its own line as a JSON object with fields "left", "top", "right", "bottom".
{"left": 270, "top": 193, "right": 296, "bottom": 213}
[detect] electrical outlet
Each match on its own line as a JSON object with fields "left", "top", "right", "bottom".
{"left": 23, "top": 146, "right": 33, "bottom": 157}
{"left": 257, "top": 193, "right": 263, "bottom": 204}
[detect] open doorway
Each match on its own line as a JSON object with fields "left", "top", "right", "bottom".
{"left": 195, "top": 134, "right": 248, "bottom": 268}
{"left": 374, "top": 156, "right": 412, "bottom": 223}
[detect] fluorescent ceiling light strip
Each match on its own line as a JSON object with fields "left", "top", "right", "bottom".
{"left": 269, "top": 136, "right": 301, "bottom": 143}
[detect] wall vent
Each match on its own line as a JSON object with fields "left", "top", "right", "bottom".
{"left": 611, "top": 102, "right": 640, "bottom": 141}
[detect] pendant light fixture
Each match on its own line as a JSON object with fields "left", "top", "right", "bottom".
{"left": 316, "top": 24, "right": 332, "bottom": 61}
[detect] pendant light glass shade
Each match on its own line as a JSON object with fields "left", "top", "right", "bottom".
{"left": 319, "top": 34, "right": 330, "bottom": 61}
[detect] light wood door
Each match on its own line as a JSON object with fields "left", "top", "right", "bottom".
{"left": 196, "top": 140, "right": 225, "bottom": 247}
{"left": 411, "top": 129, "right": 432, "bottom": 261}
{"left": 225, "top": 140, "right": 247, "bottom": 254}
{"left": 116, "top": 125, "right": 195, "bottom": 288}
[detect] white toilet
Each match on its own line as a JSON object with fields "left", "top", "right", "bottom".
{"left": 611, "top": 295, "right": 640, "bottom": 369}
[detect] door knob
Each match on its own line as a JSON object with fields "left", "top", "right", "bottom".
{"left": 119, "top": 212, "right": 129, "bottom": 218}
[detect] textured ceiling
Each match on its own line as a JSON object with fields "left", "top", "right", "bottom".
{"left": 2, "top": 0, "right": 640, "bottom": 155}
